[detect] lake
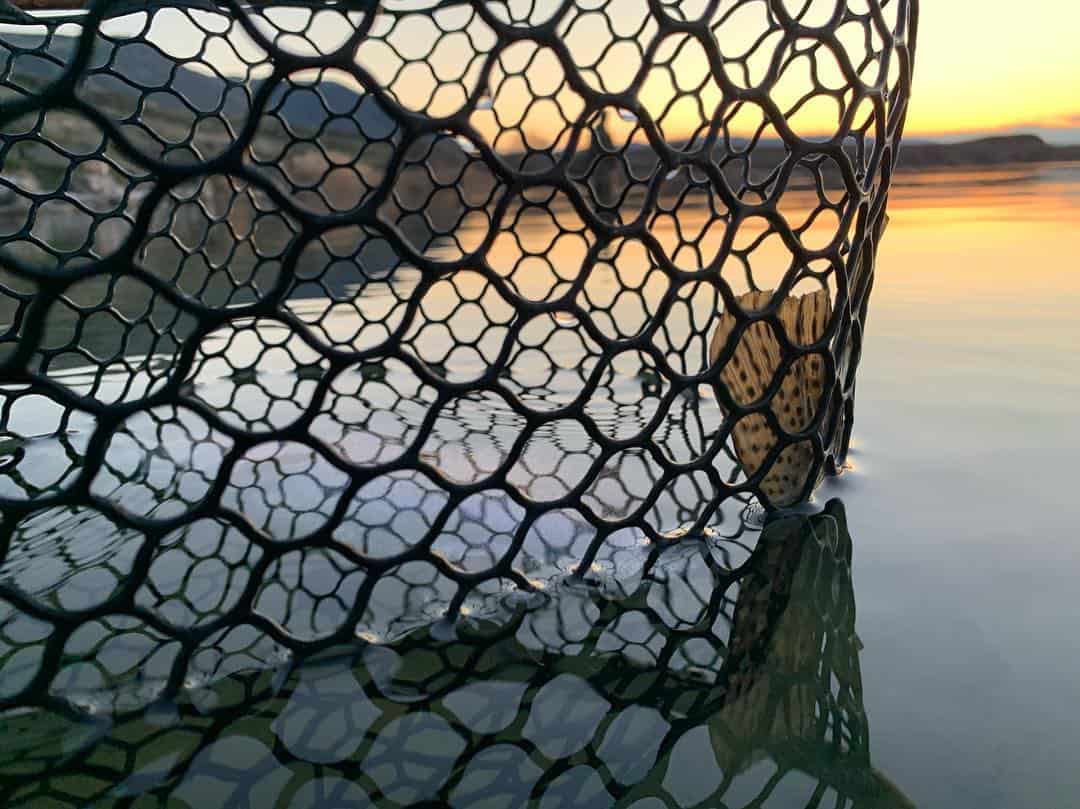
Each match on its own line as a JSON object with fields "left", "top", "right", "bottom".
{"left": 1, "top": 161, "right": 1078, "bottom": 807}
{"left": 818, "top": 161, "right": 1080, "bottom": 807}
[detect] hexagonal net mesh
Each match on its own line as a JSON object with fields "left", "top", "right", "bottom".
{"left": 5, "top": 503, "right": 916, "bottom": 807}
{"left": 0, "top": 0, "right": 917, "bottom": 717}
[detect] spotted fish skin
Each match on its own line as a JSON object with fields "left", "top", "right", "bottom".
{"left": 709, "top": 288, "right": 832, "bottom": 507}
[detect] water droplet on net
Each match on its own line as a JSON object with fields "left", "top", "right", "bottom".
{"left": 553, "top": 311, "right": 579, "bottom": 327}
{"left": 454, "top": 136, "right": 480, "bottom": 156}
{"left": 74, "top": 697, "right": 102, "bottom": 716}
{"left": 662, "top": 525, "right": 693, "bottom": 541}
{"left": 475, "top": 89, "right": 494, "bottom": 111}
{"left": 618, "top": 108, "right": 639, "bottom": 123}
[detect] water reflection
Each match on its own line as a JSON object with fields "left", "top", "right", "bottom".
{"left": 0, "top": 377, "right": 744, "bottom": 718}
{"left": 6, "top": 160, "right": 1079, "bottom": 804}
{"left": 0, "top": 500, "right": 912, "bottom": 808}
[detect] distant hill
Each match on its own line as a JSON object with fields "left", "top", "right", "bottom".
{"left": 4, "top": 33, "right": 1078, "bottom": 171}
{"left": 0, "top": 32, "right": 395, "bottom": 139}
{"left": 897, "top": 135, "right": 1080, "bottom": 169}
{"left": 693, "top": 134, "right": 1080, "bottom": 172}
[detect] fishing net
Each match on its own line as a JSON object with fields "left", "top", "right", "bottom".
{"left": 0, "top": 0, "right": 917, "bottom": 722}
{"left": 3, "top": 502, "right": 915, "bottom": 808}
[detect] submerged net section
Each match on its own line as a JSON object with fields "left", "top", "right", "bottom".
{"left": 0, "top": 0, "right": 916, "bottom": 714}
{"left": 3, "top": 503, "right": 915, "bottom": 808}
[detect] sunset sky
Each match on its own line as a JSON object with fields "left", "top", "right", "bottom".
{"left": 9, "top": 1, "right": 1080, "bottom": 145}
{"left": 906, "top": 2, "right": 1080, "bottom": 143}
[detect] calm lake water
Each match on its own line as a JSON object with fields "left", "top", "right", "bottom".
{"left": 1, "top": 161, "right": 1079, "bottom": 807}
{"left": 819, "top": 162, "right": 1080, "bottom": 808}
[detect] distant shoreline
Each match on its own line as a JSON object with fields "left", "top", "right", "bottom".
{"left": 896, "top": 135, "right": 1080, "bottom": 170}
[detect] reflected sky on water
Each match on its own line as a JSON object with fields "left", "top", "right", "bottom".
{"left": 819, "top": 161, "right": 1080, "bottom": 808}
{"left": 1, "top": 163, "right": 1079, "bottom": 807}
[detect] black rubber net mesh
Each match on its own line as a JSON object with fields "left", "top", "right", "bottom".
{"left": 4, "top": 503, "right": 918, "bottom": 807}
{"left": 0, "top": 0, "right": 917, "bottom": 789}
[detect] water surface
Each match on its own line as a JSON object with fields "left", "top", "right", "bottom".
{"left": 825, "top": 162, "right": 1080, "bottom": 808}
{"left": 1, "top": 162, "right": 1079, "bottom": 807}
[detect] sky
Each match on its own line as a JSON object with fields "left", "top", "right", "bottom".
{"left": 10, "top": 1, "right": 1080, "bottom": 145}
{"left": 905, "top": 2, "right": 1080, "bottom": 143}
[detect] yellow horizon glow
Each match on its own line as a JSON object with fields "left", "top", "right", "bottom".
{"left": 8, "top": 2, "right": 1080, "bottom": 143}
{"left": 636, "top": 1, "right": 1080, "bottom": 142}
{"left": 902, "top": 2, "right": 1080, "bottom": 138}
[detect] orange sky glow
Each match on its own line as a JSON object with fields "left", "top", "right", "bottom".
{"left": 9, "top": 2, "right": 1080, "bottom": 144}
{"left": 903, "top": 2, "right": 1080, "bottom": 140}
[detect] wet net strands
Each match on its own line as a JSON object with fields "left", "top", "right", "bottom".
{"left": 0, "top": 0, "right": 917, "bottom": 717}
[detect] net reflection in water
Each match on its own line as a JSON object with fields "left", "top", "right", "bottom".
{"left": 1, "top": 500, "right": 913, "bottom": 808}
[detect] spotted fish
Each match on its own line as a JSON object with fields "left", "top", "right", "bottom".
{"left": 708, "top": 287, "right": 832, "bottom": 506}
